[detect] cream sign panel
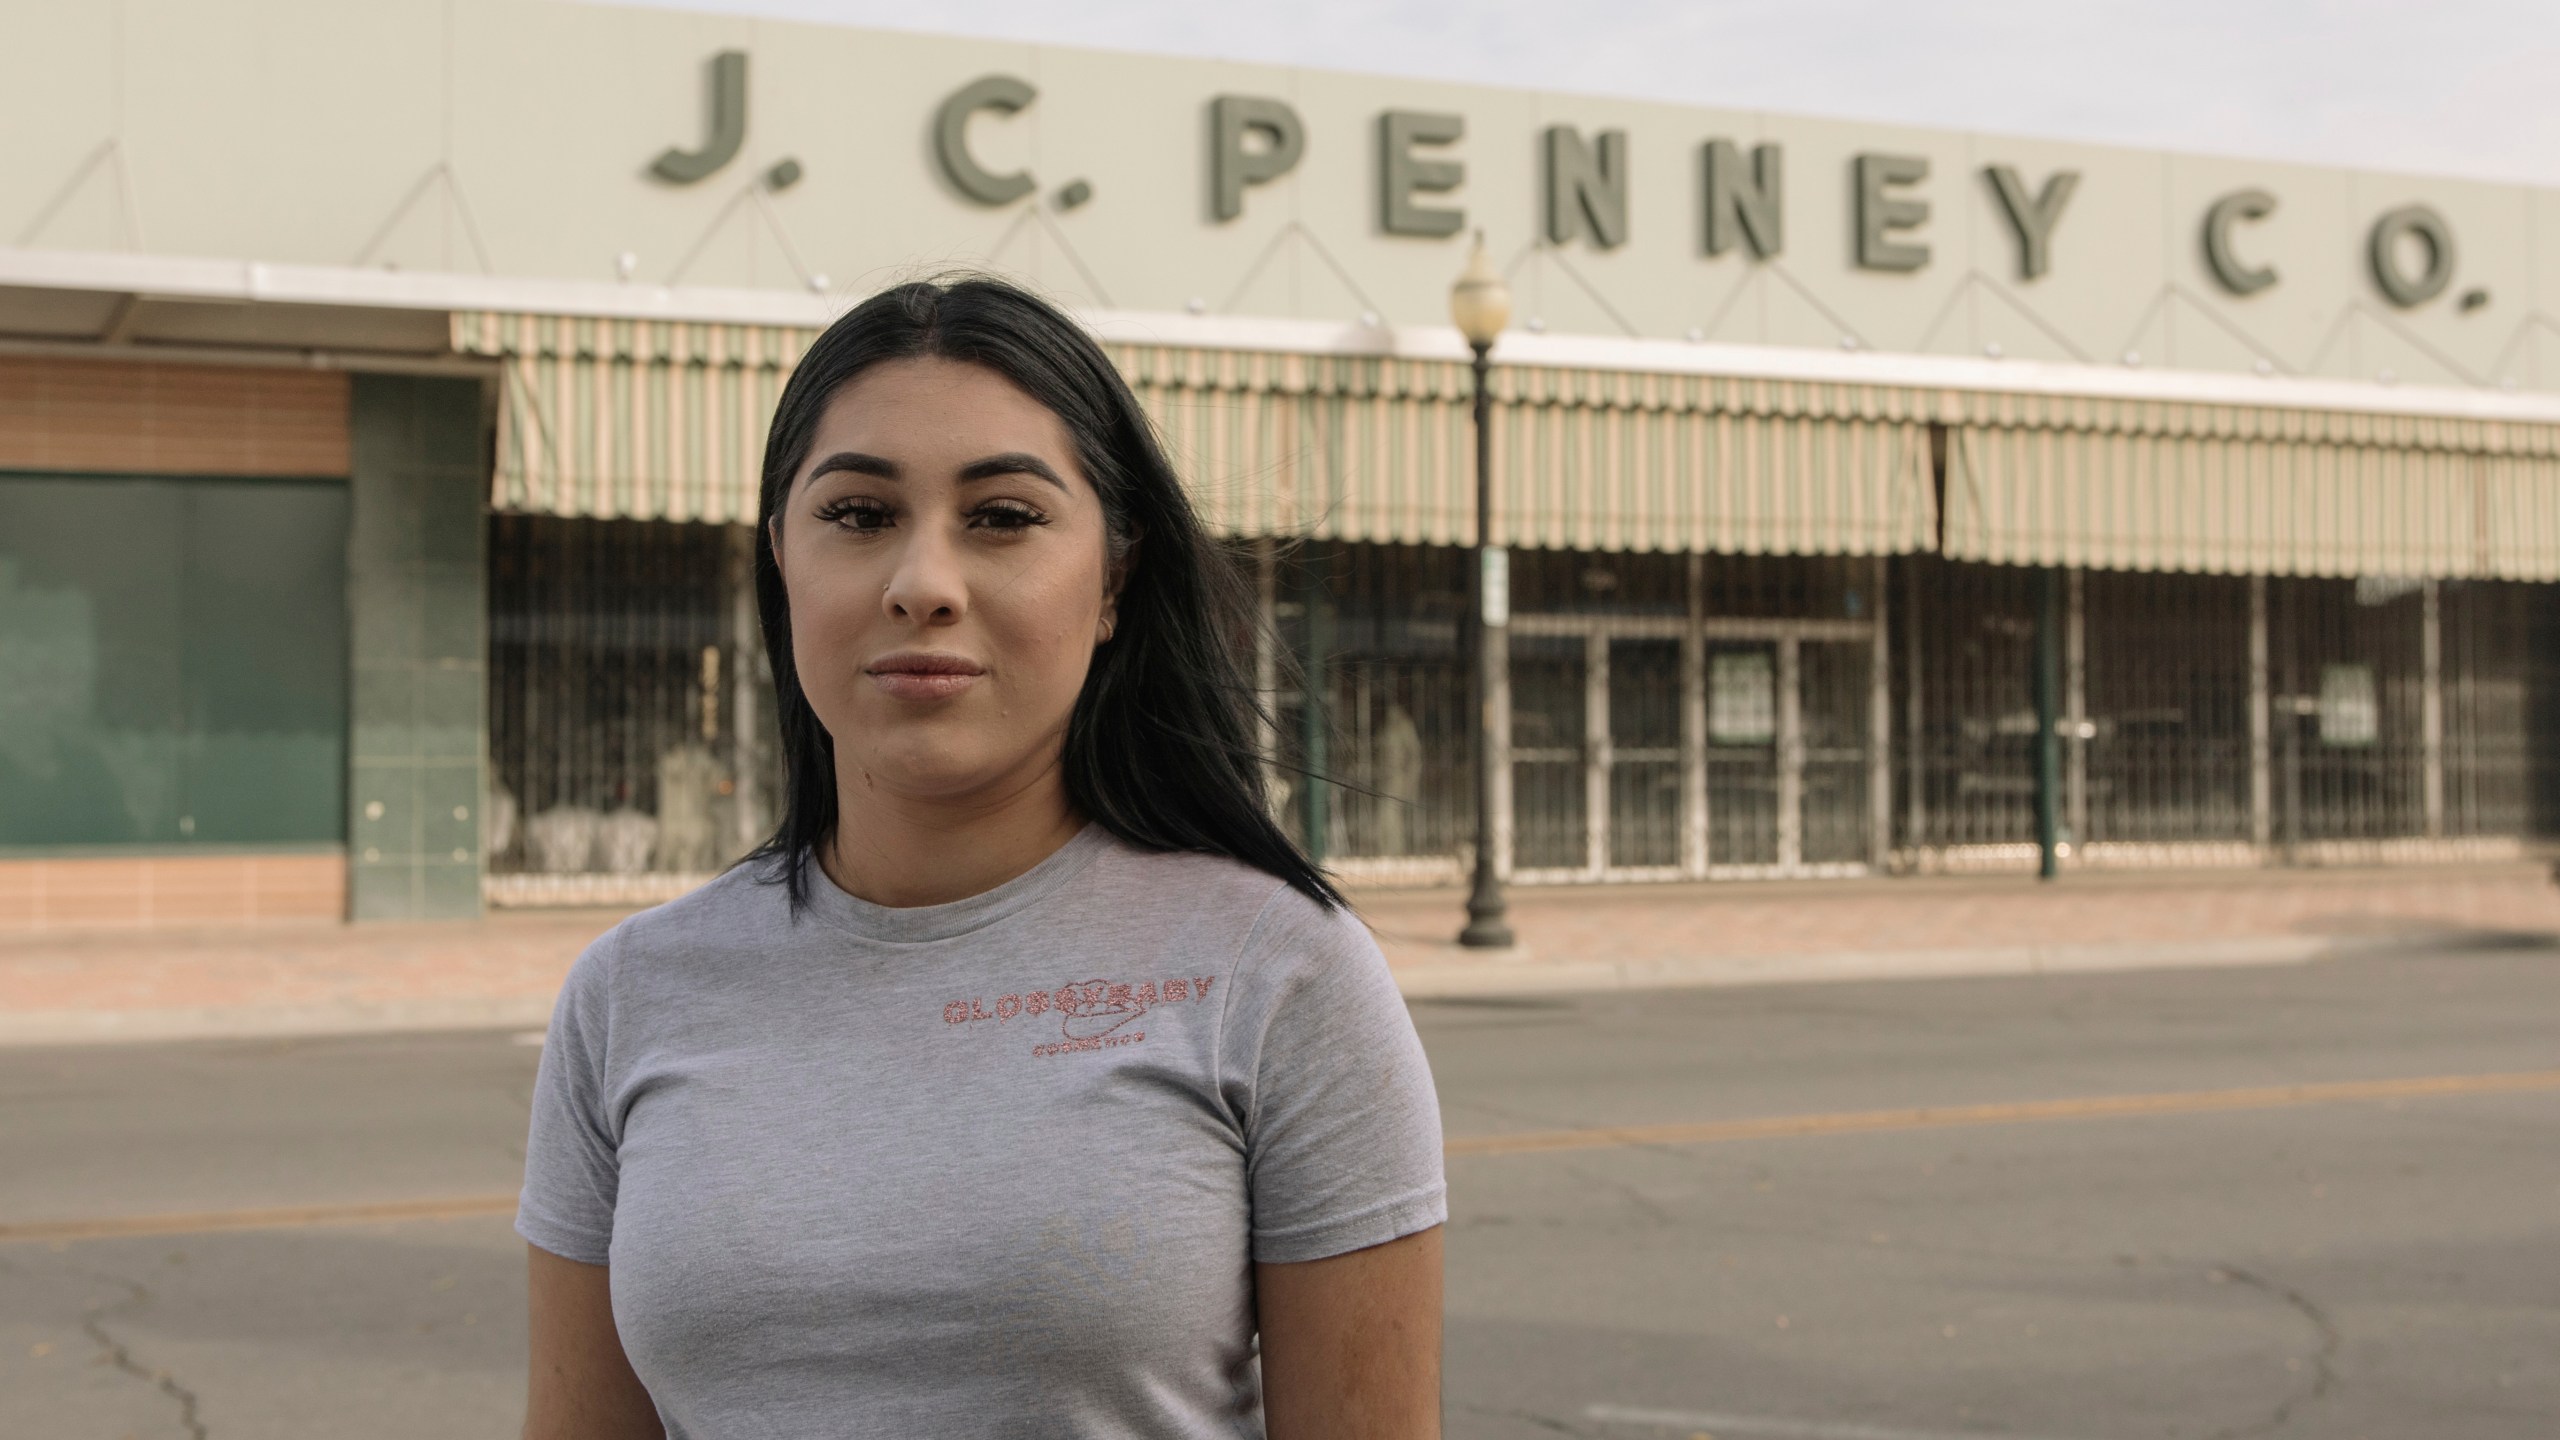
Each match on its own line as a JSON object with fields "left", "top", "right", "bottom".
{"left": 8, "top": 0, "right": 2560, "bottom": 386}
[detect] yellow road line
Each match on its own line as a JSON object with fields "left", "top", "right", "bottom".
{"left": 11, "top": 1069, "right": 2556, "bottom": 1241}
{"left": 0, "top": 1194, "right": 519, "bottom": 1245}
{"left": 1443, "top": 1067, "right": 2560, "bottom": 1159}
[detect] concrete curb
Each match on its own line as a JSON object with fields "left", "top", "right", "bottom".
{"left": 1389, "top": 935, "right": 2336, "bottom": 998}
{"left": 4, "top": 930, "right": 2539, "bottom": 1047}
{"left": 0, "top": 996, "right": 558, "bottom": 1048}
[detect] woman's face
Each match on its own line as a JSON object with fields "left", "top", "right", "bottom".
{"left": 771, "top": 357, "right": 1122, "bottom": 808}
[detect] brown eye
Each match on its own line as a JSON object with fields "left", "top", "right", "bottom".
{"left": 816, "top": 498, "right": 893, "bottom": 532}
{"left": 972, "top": 503, "right": 1049, "bottom": 531}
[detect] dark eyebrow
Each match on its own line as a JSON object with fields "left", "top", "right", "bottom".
{"left": 804, "top": 451, "right": 899, "bottom": 483}
{"left": 801, "top": 450, "right": 1068, "bottom": 493}
{"left": 958, "top": 452, "right": 1069, "bottom": 492}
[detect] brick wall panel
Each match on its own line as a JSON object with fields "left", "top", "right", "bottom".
{"left": 0, "top": 357, "right": 350, "bottom": 476}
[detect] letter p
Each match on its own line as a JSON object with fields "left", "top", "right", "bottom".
{"left": 1210, "top": 96, "right": 1305, "bottom": 222}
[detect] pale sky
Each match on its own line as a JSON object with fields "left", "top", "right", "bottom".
{"left": 606, "top": 0, "right": 2560, "bottom": 188}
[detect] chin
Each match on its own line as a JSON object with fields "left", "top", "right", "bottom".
{"left": 843, "top": 738, "right": 1014, "bottom": 801}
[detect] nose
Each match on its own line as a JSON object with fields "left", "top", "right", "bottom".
{"left": 881, "top": 524, "right": 967, "bottom": 627}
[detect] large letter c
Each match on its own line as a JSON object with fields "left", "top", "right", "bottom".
{"left": 2202, "top": 189, "right": 2278, "bottom": 296}
{"left": 934, "top": 75, "right": 1037, "bottom": 206}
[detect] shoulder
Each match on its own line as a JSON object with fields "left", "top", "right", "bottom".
{"left": 1085, "top": 844, "right": 1393, "bottom": 1029}
{"left": 1077, "top": 838, "right": 1374, "bottom": 963}
{"left": 1237, "top": 876, "right": 1378, "bottom": 972}
{"left": 612, "top": 859, "right": 791, "bottom": 952}
{"left": 556, "top": 861, "right": 794, "bottom": 1011}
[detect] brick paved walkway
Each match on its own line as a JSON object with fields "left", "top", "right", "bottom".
{"left": 1366, "top": 862, "right": 2560, "bottom": 960}
{"left": 4, "top": 862, "right": 2556, "bottom": 1043}
{"left": 1364, "top": 862, "right": 2560, "bottom": 993}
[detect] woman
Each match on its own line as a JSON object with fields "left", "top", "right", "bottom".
{"left": 517, "top": 278, "right": 1446, "bottom": 1439}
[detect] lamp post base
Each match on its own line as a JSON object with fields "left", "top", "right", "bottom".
{"left": 1458, "top": 871, "right": 1514, "bottom": 949}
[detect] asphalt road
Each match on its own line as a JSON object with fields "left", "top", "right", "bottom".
{"left": 3, "top": 945, "right": 2556, "bottom": 1439}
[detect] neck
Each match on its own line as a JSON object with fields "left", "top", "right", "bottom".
{"left": 818, "top": 753, "right": 1085, "bottom": 909}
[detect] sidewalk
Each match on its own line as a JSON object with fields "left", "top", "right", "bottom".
{"left": 1370, "top": 861, "right": 2560, "bottom": 995}
{"left": 5, "top": 862, "right": 2557, "bottom": 1046}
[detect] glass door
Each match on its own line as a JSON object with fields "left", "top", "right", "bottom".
{"left": 1510, "top": 632, "right": 1587, "bottom": 872}
{"left": 1799, "top": 639, "right": 1874, "bottom": 865}
{"left": 1607, "top": 638, "right": 1683, "bottom": 869}
{"left": 1509, "top": 621, "right": 1876, "bottom": 880}
{"left": 1705, "top": 642, "right": 1782, "bottom": 866}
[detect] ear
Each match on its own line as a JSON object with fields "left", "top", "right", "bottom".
{"left": 1095, "top": 538, "right": 1138, "bottom": 644}
{"left": 765, "top": 515, "right": 786, "bottom": 581}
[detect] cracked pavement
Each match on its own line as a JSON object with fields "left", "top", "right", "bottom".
{"left": 78, "top": 1266, "right": 210, "bottom": 1439}
{"left": 2, "top": 947, "right": 2556, "bottom": 1437}
{"left": 1419, "top": 945, "right": 2560, "bottom": 1440}
{"left": 1, "top": 1031, "right": 538, "bottom": 1439}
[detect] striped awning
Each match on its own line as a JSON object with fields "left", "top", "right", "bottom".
{"left": 455, "top": 311, "right": 817, "bottom": 524}
{"left": 1939, "top": 392, "right": 2560, "bottom": 579}
{"left": 1118, "top": 347, "right": 1935, "bottom": 551}
{"left": 453, "top": 311, "right": 2560, "bottom": 576}
{"left": 456, "top": 312, "right": 1934, "bottom": 553}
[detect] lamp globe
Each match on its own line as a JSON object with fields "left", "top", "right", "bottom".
{"left": 1448, "top": 231, "right": 1511, "bottom": 349}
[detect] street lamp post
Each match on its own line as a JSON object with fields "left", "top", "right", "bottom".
{"left": 1450, "top": 233, "right": 1515, "bottom": 949}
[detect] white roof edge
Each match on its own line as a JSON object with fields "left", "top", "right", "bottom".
{"left": 1078, "top": 311, "right": 2560, "bottom": 425}
{"left": 0, "top": 245, "right": 841, "bottom": 329}
{"left": 10, "top": 244, "right": 2560, "bottom": 426}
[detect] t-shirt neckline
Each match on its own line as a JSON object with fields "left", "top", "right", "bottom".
{"left": 800, "top": 823, "right": 1113, "bottom": 944}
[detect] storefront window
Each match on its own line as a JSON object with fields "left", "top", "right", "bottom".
{"left": 2268, "top": 576, "right": 2425, "bottom": 842}
{"left": 484, "top": 515, "right": 777, "bottom": 893}
{"left": 0, "top": 475, "right": 348, "bottom": 849}
{"left": 1269, "top": 542, "right": 1472, "bottom": 866}
{"left": 2443, "top": 582, "right": 2537, "bottom": 838}
{"left": 1509, "top": 548, "right": 1688, "bottom": 616}
{"left": 2081, "top": 570, "right": 2252, "bottom": 846}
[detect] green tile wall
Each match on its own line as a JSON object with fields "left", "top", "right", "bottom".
{"left": 346, "top": 375, "right": 487, "bottom": 921}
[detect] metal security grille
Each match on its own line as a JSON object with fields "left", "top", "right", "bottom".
{"left": 1691, "top": 553, "right": 1871, "bottom": 619}
{"left": 1893, "top": 557, "right": 2042, "bottom": 858}
{"left": 485, "top": 516, "right": 776, "bottom": 902}
{"left": 2266, "top": 576, "right": 2425, "bottom": 847}
{"left": 1896, "top": 558, "right": 2554, "bottom": 869}
{"left": 2080, "top": 570, "right": 2253, "bottom": 846}
{"left": 2443, "top": 582, "right": 2534, "bottom": 838}
{"left": 1455, "top": 551, "right": 1886, "bottom": 881}
{"left": 1280, "top": 546, "right": 1884, "bottom": 882}
{"left": 1607, "top": 637, "right": 1685, "bottom": 870}
{"left": 1508, "top": 631, "right": 1587, "bottom": 872}
{"left": 1704, "top": 639, "right": 1781, "bottom": 867}
{"left": 474, "top": 522, "right": 2557, "bottom": 904}
{"left": 1800, "top": 639, "right": 1874, "bottom": 865}
{"left": 1507, "top": 549, "right": 1691, "bottom": 879}
{"left": 1270, "top": 542, "right": 1473, "bottom": 872}
{"left": 1509, "top": 548, "right": 1692, "bottom": 616}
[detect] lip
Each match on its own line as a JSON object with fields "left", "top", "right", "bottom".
{"left": 865, "top": 651, "right": 986, "bottom": 702}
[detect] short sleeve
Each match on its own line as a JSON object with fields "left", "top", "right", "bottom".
{"left": 1224, "top": 894, "right": 1446, "bottom": 1264}
{"left": 516, "top": 932, "right": 623, "bottom": 1265}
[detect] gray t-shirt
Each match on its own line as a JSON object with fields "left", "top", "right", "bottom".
{"left": 517, "top": 825, "right": 1446, "bottom": 1439}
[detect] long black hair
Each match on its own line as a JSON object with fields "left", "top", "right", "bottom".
{"left": 748, "top": 276, "right": 1341, "bottom": 911}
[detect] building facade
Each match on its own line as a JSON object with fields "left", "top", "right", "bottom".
{"left": 4, "top": 0, "right": 2558, "bottom": 927}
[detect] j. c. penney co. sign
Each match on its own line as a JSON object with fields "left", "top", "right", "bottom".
{"left": 648, "top": 50, "right": 2470, "bottom": 313}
